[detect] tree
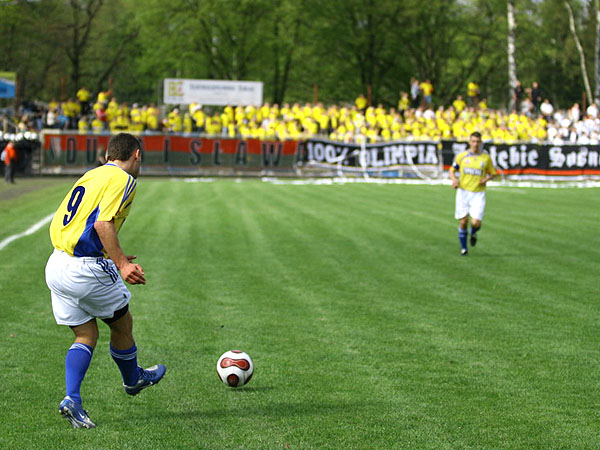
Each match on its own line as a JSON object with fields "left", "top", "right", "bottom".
{"left": 507, "top": 0, "right": 518, "bottom": 110}
{"left": 565, "top": 0, "right": 593, "bottom": 102}
{"left": 595, "top": 0, "right": 600, "bottom": 101}
{"left": 64, "top": 0, "right": 104, "bottom": 91}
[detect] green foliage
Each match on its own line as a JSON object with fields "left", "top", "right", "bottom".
{"left": 0, "top": 0, "right": 597, "bottom": 109}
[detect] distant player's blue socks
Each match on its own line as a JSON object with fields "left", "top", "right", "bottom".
{"left": 471, "top": 225, "right": 480, "bottom": 235}
{"left": 110, "top": 344, "right": 142, "bottom": 386}
{"left": 458, "top": 227, "right": 468, "bottom": 250}
{"left": 65, "top": 343, "right": 93, "bottom": 405}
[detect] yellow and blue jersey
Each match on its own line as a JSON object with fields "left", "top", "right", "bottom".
{"left": 49, "top": 164, "right": 137, "bottom": 257}
{"left": 452, "top": 150, "right": 496, "bottom": 192}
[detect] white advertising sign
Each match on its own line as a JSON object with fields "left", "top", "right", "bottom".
{"left": 163, "top": 78, "right": 263, "bottom": 106}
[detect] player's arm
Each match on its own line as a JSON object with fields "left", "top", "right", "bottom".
{"left": 94, "top": 220, "right": 146, "bottom": 285}
{"left": 479, "top": 159, "right": 498, "bottom": 186}
{"left": 479, "top": 173, "right": 496, "bottom": 186}
{"left": 449, "top": 160, "right": 460, "bottom": 189}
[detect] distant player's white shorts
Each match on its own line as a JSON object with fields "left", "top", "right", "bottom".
{"left": 45, "top": 249, "right": 131, "bottom": 326}
{"left": 455, "top": 188, "right": 486, "bottom": 221}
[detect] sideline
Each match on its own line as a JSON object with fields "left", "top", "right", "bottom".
{"left": 0, "top": 213, "right": 54, "bottom": 251}
{"left": 260, "top": 177, "right": 600, "bottom": 188}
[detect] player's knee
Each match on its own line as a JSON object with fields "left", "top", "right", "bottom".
{"left": 74, "top": 331, "right": 98, "bottom": 349}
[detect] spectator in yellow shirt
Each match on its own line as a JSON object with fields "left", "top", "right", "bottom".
{"left": 97, "top": 89, "right": 110, "bottom": 107}
{"left": 167, "top": 108, "right": 182, "bottom": 133}
{"left": 146, "top": 104, "right": 160, "bottom": 131}
{"left": 467, "top": 81, "right": 479, "bottom": 107}
{"left": 420, "top": 80, "right": 434, "bottom": 106}
{"left": 397, "top": 92, "right": 410, "bottom": 118}
{"left": 77, "top": 116, "right": 89, "bottom": 133}
{"left": 76, "top": 86, "right": 91, "bottom": 115}
{"left": 355, "top": 94, "right": 367, "bottom": 112}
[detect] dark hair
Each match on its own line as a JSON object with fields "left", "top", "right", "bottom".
{"left": 470, "top": 131, "right": 482, "bottom": 139}
{"left": 106, "top": 133, "right": 141, "bottom": 161}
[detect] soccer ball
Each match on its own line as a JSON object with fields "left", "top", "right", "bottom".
{"left": 216, "top": 350, "right": 254, "bottom": 387}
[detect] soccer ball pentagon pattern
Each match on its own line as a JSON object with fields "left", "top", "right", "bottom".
{"left": 216, "top": 350, "right": 254, "bottom": 387}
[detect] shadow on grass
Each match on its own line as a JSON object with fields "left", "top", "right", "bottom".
{"left": 222, "top": 386, "right": 274, "bottom": 393}
{"left": 120, "top": 398, "right": 375, "bottom": 421}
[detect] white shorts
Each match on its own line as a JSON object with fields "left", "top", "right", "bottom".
{"left": 45, "top": 249, "right": 131, "bottom": 326}
{"left": 455, "top": 188, "right": 486, "bottom": 221}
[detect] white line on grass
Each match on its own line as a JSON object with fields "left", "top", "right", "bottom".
{"left": 261, "top": 177, "right": 600, "bottom": 188}
{"left": 0, "top": 213, "right": 54, "bottom": 251}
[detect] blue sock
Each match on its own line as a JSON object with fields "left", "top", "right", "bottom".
{"left": 110, "top": 344, "right": 142, "bottom": 386}
{"left": 65, "top": 343, "right": 93, "bottom": 405}
{"left": 471, "top": 225, "right": 480, "bottom": 235}
{"left": 458, "top": 227, "right": 468, "bottom": 250}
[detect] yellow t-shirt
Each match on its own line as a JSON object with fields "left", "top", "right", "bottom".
{"left": 76, "top": 88, "right": 91, "bottom": 102}
{"left": 453, "top": 98, "right": 466, "bottom": 112}
{"left": 355, "top": 96, "right": 367, "bottom": 110}
{"left": 452, "top": 150, "right": 496, "bottom": 192}
{"left": 49, "top": 164, "right": 137, "bottom": 257}
{"left": 467, "top": 82, "right": 479, "bottom": 98}
{"left": 420, "top": 82, "right": 433, "bottom": 96}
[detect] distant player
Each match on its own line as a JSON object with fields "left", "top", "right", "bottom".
{"left": 45, "top": 133, "right": 166, "bottom": 428}
{"left": 449, "top": 131, "right": 497, "bottom": 255}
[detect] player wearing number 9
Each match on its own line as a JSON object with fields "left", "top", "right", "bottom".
{"left": 45, "top": 133, "right": 166, "bottom": 429}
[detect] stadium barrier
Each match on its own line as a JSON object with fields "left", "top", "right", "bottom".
{"left": 39, "top": 131, "right": 600, "bottom": 180}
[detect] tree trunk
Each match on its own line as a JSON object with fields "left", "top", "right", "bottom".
{"left": 595, "top": 0, "right": 600, "bottom": 101}
{"left": 565, "top": 0, "right": 593, "bottom": 104}
{"left": 507, "top": 0, "right": 518, "bottom": 111}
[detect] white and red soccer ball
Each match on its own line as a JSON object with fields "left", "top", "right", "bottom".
{"left": 216, "top": 350, "right": 254, "bottom": 387}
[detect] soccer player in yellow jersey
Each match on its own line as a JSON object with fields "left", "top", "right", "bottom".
{"left": 45, "top": 133, "right": 165, "bottom": 428}
{"left": 449, "top": 131, "right": 497, "bottom": 255}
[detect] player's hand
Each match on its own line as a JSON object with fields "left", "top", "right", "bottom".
{"left": 126, "top": 255, "right": 137, "bottom": 262}
{"left": 451, "top": 179, "right": 459, "bottom": 189}
{"left": 121, "top": 262, "right": 146, "bottom": 285}
{"left": 479, "top": 178, "right": 489, "bottom": 186}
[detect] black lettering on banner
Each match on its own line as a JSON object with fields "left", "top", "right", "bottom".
{"left": 163, "top": 138, "right": 170, "bottom": 163}
{"left": 262, "top": 142, "right": 282, "bottom": 166}
{"left": 86, "top": 137, "right": 97, "bottom": 164}
{"left": 190, "top": 140, "right": 202, "bottom": 165}
{"left": 66, "top": 137, "right": 77, "bottom": 163}
{"left": 296, "top": 141, "right": 306, "bottom": 163}
{"left": 214, "top": 141, "right": 221, "bottom": 165}
{"left": 235, "top": 141, "right": 247, "bottom": 165}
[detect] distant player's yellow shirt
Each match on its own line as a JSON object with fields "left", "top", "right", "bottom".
{"left": 49, "top": 164, "right": 137, "bottom": 257}
{"left": 453, "top": 151, "right": 496, "bottom": 192}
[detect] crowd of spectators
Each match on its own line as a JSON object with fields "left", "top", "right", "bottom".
{"left": 3, "top": 82, "right": 600, "bottom": 145}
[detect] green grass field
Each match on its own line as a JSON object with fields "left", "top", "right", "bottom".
{"left": 0, "top": 177, "right": 599, "bottom": 449}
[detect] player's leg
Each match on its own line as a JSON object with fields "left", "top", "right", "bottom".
{"left": 455, "top": 188, "right": 470, "bottom": 255}
{"left": 64, "top": 320, "right": 98, "bottom": 405}
{"left": 470, "top": 218, "right": 481, "bottom": 246}
{"left": 458, "top": 216, "right": 469, "bottom": 255}
{"left": 58, "top": 319, "right": 98, "bottom": 428}
{"left": 104, "top": 306, "right": 141, "bottom": 386}
{"left": 468, "top": 192, "right": 486, "bottom": 248}
{"left": 104, "top": 308, "right": 166, "bottom": 395}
